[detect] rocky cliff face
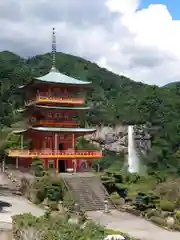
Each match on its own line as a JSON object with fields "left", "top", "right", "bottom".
{"left": 85, "top": 124, "right": 151, "bottom": 155}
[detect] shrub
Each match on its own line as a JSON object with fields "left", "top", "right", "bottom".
{"left": 173, "top": 223, "right": 180, "bottom": 231}
{"left": 113, "top": 173, "right": 123, "bottom": 183}
{"left": 175, "top": 210, "right": 180, "bottom": 221}
{"left": 124, "top": 173, "right": 140, "bottom": 184}
{"left": 31, "top": 157, "right": 47, "bottom": 177}
{"left": 146, "top": 209, "right": 158, "bottom": 219}
{"left": 47, "top": 183, "right": 63, "bottom": 201}
{"left": 102, "top": 179, "right": 116, "bottom": 194}
{"left": 135, "top": 192, "right": 150, "bottom": 211}
{"left": 150, "top": 216, "right": 166, "bottom": 226}
{"left": 32, "top": 175, "right": 64, "bottom": 203}
{"left": 114, "top": 184, "right": 128, "bottom": 198}
{"left": 19, "top": 177, "right": 30, "bottom": 195}
{"left": 160, "top": 200, "right": 176, "bottom": 212}
{"left": 12, "top": 213, "right": 105, "bottom": 240}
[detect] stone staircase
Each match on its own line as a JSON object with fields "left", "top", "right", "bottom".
{"left": 61, "top": 172, "right": 115, "bottom": 211}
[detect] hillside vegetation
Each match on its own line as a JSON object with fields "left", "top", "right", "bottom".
{"left": 0, "top": 50, "right": 180, "bottom": 172}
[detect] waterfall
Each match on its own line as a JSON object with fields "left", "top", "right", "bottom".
{"left": 128, "top": 125, "right": 139, "bottom": 173}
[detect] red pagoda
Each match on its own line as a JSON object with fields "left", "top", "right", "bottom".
{"left": 8, "top": 28, "right": 102, "bottom": 173}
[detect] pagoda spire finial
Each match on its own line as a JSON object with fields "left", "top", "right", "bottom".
{"left": 51, "top": 27, "right": 58, "bottom": 72}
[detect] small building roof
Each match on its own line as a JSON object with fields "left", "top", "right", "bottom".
{"left": 14, "top": 127, "right": 96, "bottom": 134}
{"left": 17, "top": 105, "right": 90, "bottom": 113}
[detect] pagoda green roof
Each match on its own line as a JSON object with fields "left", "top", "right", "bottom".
{"left": 34, "top": 68, "right": 91, "bottom": 85}
{"left": 18, "top": 105, "right": 90, "bottom": 112}
{"left": 14, "top": 127, "right": 96, "bottom": 134}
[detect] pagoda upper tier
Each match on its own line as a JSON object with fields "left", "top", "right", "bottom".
{"left": 20, "top": 67, "right": 91, "bottom": 89}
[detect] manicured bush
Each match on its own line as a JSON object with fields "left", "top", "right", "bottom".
{"left": 102, "top": 179, "right": 116, "bottom": 194}
{"left": 32, "top": 175, "right": 64, "bottom": 203}
{"left": 173, "top": 223, "right": 180, "bottom": 231}
{"left": 135, "top": 192, "right": 160, "bottom": 211}
{"left": 160, "top": 200, "right": 176, "bottom": 212}
{"left": 175, "top": 210, "right": 180, "bottom": 221}
{"left": 125, "top": 173, "right": 140, "bottom": 184}
{"left": 113, "top": 173, "right": 123, "bottom": 183}
{"left": 47, "top": 183, "right": 63, "bottom": 202}
{"left": 146, "top": 209, "right": 158, "bottom": 219}
{"left": 114, "top": 184, "right": 128, "bottom": 198}
{"left": 31, "top": 157, "right": 47, "bottom": 177}
{"left": 135, "top": 192, "right": 150, "bottom": 211}
{"left": 150, "top": 216, "right": 166, "bottom": 226}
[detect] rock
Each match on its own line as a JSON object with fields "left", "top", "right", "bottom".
{"left": 119, "top": 198, "right": 125, "bottom": 206}
{"left": 68, "top": 217, "right": 79, "bottom": 224}
{"left": 85, "top": 124, "right": 151, "bottom": 155}
{"left": 166, "top": 216, "right": 175, "bottom": 227}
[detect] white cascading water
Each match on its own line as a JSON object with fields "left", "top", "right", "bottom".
{"left": 128, "top": 125, "right": 139, "bottom": 173}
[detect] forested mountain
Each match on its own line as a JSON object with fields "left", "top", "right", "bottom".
{"left": 0, "top": 50, "right": 180, "bottom": 172}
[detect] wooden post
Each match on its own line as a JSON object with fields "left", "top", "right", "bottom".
{"left": 55, "top": 133, "right": 58, "bottom": 173}
{"left": 16, "top": 157, "right": 19, "bottom": 169}
{"left": 56, "top": 159, "right": 58, "bottom": 174}
{"left": 21, "top": 134, "right": 23, "bottom": 150}
{"left": 2, "top": 158, "right": 5, "bottom": 173}
{"left": 55, "top": 133, "right": 58, "bottom": 151}
{"left": 72, "top": 133, "right": 77, "bottom": 173}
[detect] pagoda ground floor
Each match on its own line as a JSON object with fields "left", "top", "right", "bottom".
{"left": 8, "top": 149, "right": 102, "bottom": 173}
{"left": 13, "top": 158, "right": 92, "bottom": 173}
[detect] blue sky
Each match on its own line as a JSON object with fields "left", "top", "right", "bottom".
{"left": 140, "top": 0, "right": 180, "bottom": 19}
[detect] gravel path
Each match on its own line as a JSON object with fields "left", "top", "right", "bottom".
{"left": 87, "top": 210, "right": 180, "bottom": 240}
{"left": 0, "top": 173, "right": 44, "bottom": 226}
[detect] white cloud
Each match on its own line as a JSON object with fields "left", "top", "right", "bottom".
{"left": 0, "top": 0, "right": 180, "bottom": 86}
{"left": 106, "top": 0, "right": 140, "bottom": 14}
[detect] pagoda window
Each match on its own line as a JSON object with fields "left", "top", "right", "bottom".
{"left": 44, "top": 137, "right": 51, "bottom": 149}
{"left": 64, "top": 114, "right": 69, "bottom": 120}
{"left": 55, "top": 113, "right": 62, "bottom": 119}
{"left": 48, "top": 160, "right": 54, "bottom": 169}
{"left": 47, "top": 112, "right": 53, "bottom": 119}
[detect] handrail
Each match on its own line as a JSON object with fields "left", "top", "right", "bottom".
{"left": 37, "top": 120, "right": 79, "bottom": 127}
{"left": 26, "top": 95, "right": 85, "bottom": 105}
{"left": 8, "top": 149, "right": 102, "bottom": 158}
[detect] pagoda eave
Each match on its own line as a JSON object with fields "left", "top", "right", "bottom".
{"left": 13, "top": 127, "right": 96, "bottom": 134}
{"left": 18, "top": 105, "right": 90, "bottom": 113}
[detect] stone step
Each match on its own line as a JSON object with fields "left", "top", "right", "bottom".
{"left": 62, "top": 173, "right": 114, "bottom": 211}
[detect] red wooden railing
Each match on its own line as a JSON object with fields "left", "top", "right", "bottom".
{"left": 26, "top": 95, "right": 85, "bottom": 105}
{"left": 8, "top": 149, "right": 102, "bottom": 159}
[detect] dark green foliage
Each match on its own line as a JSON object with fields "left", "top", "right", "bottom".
{"left": 150, "top": 216, "right": 166, "bottom": 226}
{"left": 135, "top": 192, "right": 159, "bottom": 211}
{"left": 47, "top": 183, "right": 63, "bottom": 201}
{"left": 32, "top": 175, "right": 64, "bottom": 203}
{"left": 31, "top": 157, "right": 47, "bottom": 177}
{"left": 12, "top": 213, "right": 105, "bottom": 240}
{"left": 102, "top": 179, "right": 116, "bottom": 194}
{"left": 113, "top": 173, "right": 123, "bottom": 183}
{"left": 124, "top": 173, "right": 140, "bottom": 184}
{"left": 114, "top": 184, "right": 128, "bottom": 198}
{"left": 160, "top": 200, "right": 176, "bottom": 212}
